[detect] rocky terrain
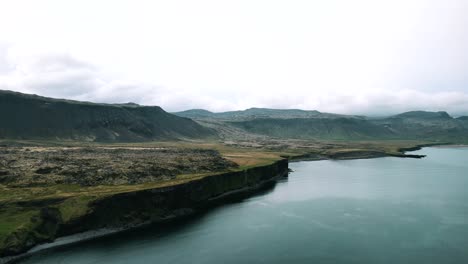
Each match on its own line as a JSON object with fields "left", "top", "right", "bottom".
{"left": 0, "top": 147, "right": 236, "bottom": 187}
{"left": 0, "top": 143, "right": 288, "bottom": 260}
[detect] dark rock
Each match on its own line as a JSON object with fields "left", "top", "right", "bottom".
{"left": 35, "top": 167, "right": 57, "bottom": 174}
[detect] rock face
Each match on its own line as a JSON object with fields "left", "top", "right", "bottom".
{"left": 81, "top": 159, "right": 288, "bottom": 229}
{"left": 0, "top": 90, "right": 215, "bottom": 141}
{"left": 0, "top": 159, "right": 288, "bottom": 257}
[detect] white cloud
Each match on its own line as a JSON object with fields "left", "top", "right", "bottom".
{"left": 0, "top": 0, "right": 467, "bottom": 116}
{"left": 0, "top": 47, "right": 237, "bottom": 111}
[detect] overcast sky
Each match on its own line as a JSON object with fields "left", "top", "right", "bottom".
{"left": 0, "top": 0, "right": 467, "bottom": 115}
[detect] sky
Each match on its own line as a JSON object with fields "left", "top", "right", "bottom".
{"left": 0, "top": 0, "right": 467, "bottom": 116}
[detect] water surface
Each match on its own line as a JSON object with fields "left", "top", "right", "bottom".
{"left": 18, "top": 147, "right": 468, "bottom": 264}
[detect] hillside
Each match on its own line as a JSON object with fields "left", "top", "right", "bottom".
{"left": 370, "top": 111, "right": 468, "bottom": 141}
{"left": 229, "top": 117, "right": 395, "bottom": 140}
{"left": 456, "top": 116, "right": 468, "bottom": 129}
{"left": 174, "top": 107, "right": 354, "bottom": 121}
{"left": 0, "top": 90, "right": 215, "bottom": 142}
{"left": 177, "top": 108, "right": 468, "bottom": 142}
{"left": 2, "top": 91, "right": 467, "bottom": 143}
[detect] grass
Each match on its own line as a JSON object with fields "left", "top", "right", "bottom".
{"left": 0, "top": 207, "right": 39, "bottom": 249}
{"left": 56, "top": 196, "right": 96, "bottom": 222}
{"left": 0, "top": 209, "right": 37, "bottom": 237}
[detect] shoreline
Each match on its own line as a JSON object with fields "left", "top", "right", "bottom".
{"left": 431, "top": 144, "right": 468, "bottom": 148}
{"left": 288, "top": 143, "right": 435, "bottom": 163}
{"left": 0, "top": 143, "right": 449, "bottom": 263}
{"left": 1, "top": 162, "right": 287, "bottom": 264}
{"left": 321, "top": 142, "right": 464, "bottom": 161}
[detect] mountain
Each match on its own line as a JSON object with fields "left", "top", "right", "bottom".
{"left": 230, "top": 111, "right": 468, "bottom": 141}
{"left": 457, "top": 116, "right": 468, "bottom": 129}
{"left": 393, "top": 111, "right": 452, "bottom": 119}
{"left": 2, "top": 91, "right": 467, "bottom": 143}
{"left": 174, "top": 109, "right": 216, "bottom": 119}
{"left": 370, "top": 111, "right": 467, "bottom": 141}
{"left": 228, "top": 117, "right": 395, "bottom": 140}
{"left": 177, "top": 108, "right": 468, "bottom": 142}
{"left": 0, "top": 90, "right": 215, "bottom": 142}
{"left": 174, "top": 107, "right": 355, "bottom": 121}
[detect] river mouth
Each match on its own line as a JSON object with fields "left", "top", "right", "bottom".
{"left": 15, "top": 147, "right": 468, "bottom": 264}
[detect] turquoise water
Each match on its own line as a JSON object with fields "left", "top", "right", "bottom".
{"left": 18, "top": 147, "right": 468, "bottom": 264}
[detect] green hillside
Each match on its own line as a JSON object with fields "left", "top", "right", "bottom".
{"left": 371, "top": 111, "right": 468, "bottom": 141}
{"left": 456, "top": 116, "right": 468, "bottom": 129}
{"left": 174, "top": 107, "right": 352, "bottom": 120}
{"left": 178, "top": 108, "right": 468, "bottom": 142}
{"left": 229, "top": 117, "right": 395, "bottom": 140}
{"left": 0, "top": 90, "right": 215, "bottom": 142}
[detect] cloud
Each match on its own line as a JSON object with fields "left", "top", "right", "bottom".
{"left": 0, "top": 48, "right": 160, "bottom": 104}
{"left": 0, "top": 51, "right": 99, "bottom": 98}
{"left": 0, "top": 44, "right": 14, "bottom": 74}
{"left": 0, "top": 1, "right": 467, "bottom": 116}
{"left": 0, "top": 46, "right": 467, "bottom": 116}
{"left": 228, "top": 89, "right": 468, "bottom": 116}
{"left": 0, "top": 46, "right": 237, "bottom": 111}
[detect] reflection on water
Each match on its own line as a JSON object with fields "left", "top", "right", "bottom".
{"left": 17, "top": 147, "right": 468, "bottom": 264}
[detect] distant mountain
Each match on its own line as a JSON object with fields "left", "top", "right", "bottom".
{"left": 0, "top": 90, "right": 215, "bottom": 142}
{"left": 177, "top": 108, "right": 468, "bottom": 142}
{"left": 393, "top": 111, "right": 452, "bottom": 119}
{"left": 174, "top": 107, "right": 355, "bottom": 121}
{"left": 371, "top": 111, "right": 467, "bottom": 141}
{"left": 2, "top": 91, "right": 467, "bottom": 143}
{"left": 457, "top": 116, "right": 468, "bottom": 129}
{"left": 229, "top": 117, "right": 395, "bottom": 140}
{"left": 174, "top": 109, "right": 215, "bottom": 119}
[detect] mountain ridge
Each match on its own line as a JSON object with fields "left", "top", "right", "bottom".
{"left": 176, "top": 108, "right": 468, "bottom": 142}
{"left": 173, "top": 107, "right": 358, "bottom": 120}
{"left": 0, "top": 90, "right": 215, "bottom": 142}
{"left": 2, "top": 90, "right": 467, "bottom": 143}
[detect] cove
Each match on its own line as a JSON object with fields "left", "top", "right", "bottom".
{"left": 16, "top": 147, "right": 468, "bottom": 264}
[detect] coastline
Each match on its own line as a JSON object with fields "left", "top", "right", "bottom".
{"left": 431, "top": 144, "right": 468, "bottom": 148}
{"left": 0, "top": 143, "right": 447, "bottom": 263}
{"left": 288, "top": 143, "right": 437, "bottom": 163}
{"left": 1, "top": 160, "right": 288, "bottom": 264}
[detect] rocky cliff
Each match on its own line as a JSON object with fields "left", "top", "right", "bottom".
{"left": 0, "top": 159, "right": 288, "bottom": 259}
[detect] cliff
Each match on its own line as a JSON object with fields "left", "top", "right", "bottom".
{"left": 0, "top": 159, "right": 288, "bottom": 259}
